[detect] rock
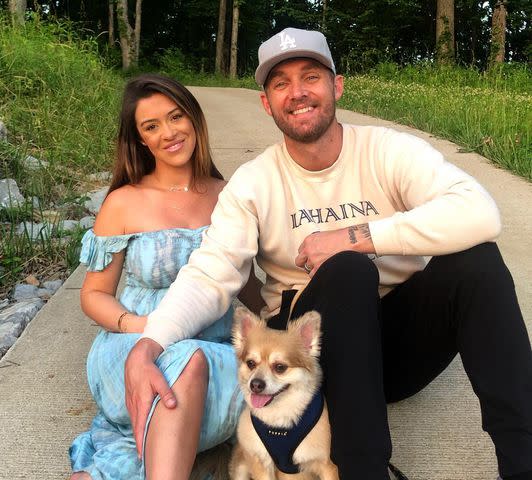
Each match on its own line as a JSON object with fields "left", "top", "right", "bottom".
{"left": 16, "top": 221, "right": 52, "bottom": 241}
{"left": 0, "top": 323, "right": 20, "bottom": 357}
{"left": 37, "top": 288, "right": 52, "bottom": 300}
{"left": 79, "top": 216, "right": 95, "bottom": 229}
{"left": 31, "top": 196, "right": 41, "bottom": 209}
{"left": 24, "top": 275, "right": 40, "bottom": 286}
{"left": 0, "top": 299, "right": 9, "bottom": 311}
{"left": 42, "top": 279, "right": 63, "bottom": 294}
{"left": 0, "top": 178, "right": 25, "bottom": 208}
{"left": 0, "top": 299, "right": 43, "bottom": 329}
{"left": 22, "top": 155, "right": 49, "bottom": 170}
{"left": 0, "top": 120, "right": 7, "bottom": 142}
{"left": 13, "top": 284, "right": 39, "bottom": 301}
{"left": 88, "top": 171, "right": 112, "bottom": 182}
{"left": 58, "top": 220, "right": 80, "bottom": 232}
{"left": 84, "top": 187, "right": 108, "bottom": 214}
{"left": 0, "top": 299, "right": 44, "bottom": 356}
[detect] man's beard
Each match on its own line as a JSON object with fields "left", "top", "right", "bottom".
{"left": 270, "top": 99, "right": 336, "bottom": 144}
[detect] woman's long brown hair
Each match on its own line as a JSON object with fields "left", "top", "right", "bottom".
{"left": 107, "top": 74, "right": 223, "bottom": 196}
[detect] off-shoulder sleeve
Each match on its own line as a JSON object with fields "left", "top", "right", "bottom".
{"left": 79, "top": 229, "right": 134, "bottom": 272}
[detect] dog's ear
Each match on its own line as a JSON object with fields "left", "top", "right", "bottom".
{"left": 232, "top": 307, "right": 262, "bottom": 355}
{"left": 288, "top": 311, "right": 321, "bottom": 357}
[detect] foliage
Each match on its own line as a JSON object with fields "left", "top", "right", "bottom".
{"left": 0, "top": 15, "right": 123, "bottom": 293}
{"left": 0, "top": 14, "right": 122, "bottom": 202}
{"left": 16, "top": 0, "right": 531, "bottom": 75}
{"left": 340, "top": 63, "right": 531, "bottom": 180}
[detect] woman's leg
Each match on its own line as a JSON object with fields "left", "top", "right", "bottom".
{"left": 69, "top": 473, "right": 91, "bottom": 480}
{"left": 144, "top": 349, "right": 208, "bottom": 480}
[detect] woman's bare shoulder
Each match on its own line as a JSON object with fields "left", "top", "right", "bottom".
{"left": 93, "top": 184, "right": 140, "bottom": 236}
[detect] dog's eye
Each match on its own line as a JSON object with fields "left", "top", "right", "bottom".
{"left": 246, "top": 359, "right": 256, "bottom": 370}
{"left": 273, "top": 363, "right": 287, "bottom": 374}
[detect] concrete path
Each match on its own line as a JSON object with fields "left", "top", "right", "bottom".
{"left": 0, "top": 87, "right": 530, "bottom": 480}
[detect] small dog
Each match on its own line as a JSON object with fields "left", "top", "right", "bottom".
{"left": 229, "top": 307, "right": 338, "bottom": 480}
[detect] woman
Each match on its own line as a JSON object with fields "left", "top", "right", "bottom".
{"left": 69, "top": 74, "right": 263, "bottom": 480}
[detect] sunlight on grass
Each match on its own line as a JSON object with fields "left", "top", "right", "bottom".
{"left": 339, "top": 65, "right": 531, "bottom": 180}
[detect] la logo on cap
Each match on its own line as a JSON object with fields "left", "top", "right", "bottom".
{"left": 278, "top": 31, "right": 296, "bottom": 51}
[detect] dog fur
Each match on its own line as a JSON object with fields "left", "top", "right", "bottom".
{"left": 229, "top": 307, "right": 338, "bottom": 480}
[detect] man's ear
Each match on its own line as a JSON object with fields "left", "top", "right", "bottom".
{"left": 334, "top": 75, "right": 344, "bottom": 102}
{"left": 260, "top": 92, "right": 273, "bottom": 116}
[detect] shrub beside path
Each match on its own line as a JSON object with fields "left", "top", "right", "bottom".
{"left": 0, "top": 87, "right": 529, "bottom": 479}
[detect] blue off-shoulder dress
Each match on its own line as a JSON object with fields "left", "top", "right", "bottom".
{"left": 69, "top": 227, "right": 244, "bottom": 480}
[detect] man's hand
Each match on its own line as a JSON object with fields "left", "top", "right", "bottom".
{"left": 295, "top": 224, "right": 375, "bottom": 277}
{"left": 125, "top": 338, "right": 176, "bottom": 457}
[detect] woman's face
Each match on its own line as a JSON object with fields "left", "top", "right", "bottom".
{"left": 135, "top": 93, "right": 197, "bottom": 170}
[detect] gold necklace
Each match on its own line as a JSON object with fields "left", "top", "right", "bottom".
{"left": 168, "top": 184, "right": 189, "bottom": 192}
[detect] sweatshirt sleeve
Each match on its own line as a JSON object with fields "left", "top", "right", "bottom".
{"left": 141, "top": 166, "right": 259, "bottom": 349}
{"left": 369, "top": 130, "right": 501, "bottom": 256}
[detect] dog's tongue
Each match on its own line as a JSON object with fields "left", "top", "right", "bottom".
{"left": 251, "top": 393, "right": 273, "bottom": 408}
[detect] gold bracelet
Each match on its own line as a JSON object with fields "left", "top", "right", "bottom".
{"left": 117, "top": 311, "right": 129, "bottom": 333}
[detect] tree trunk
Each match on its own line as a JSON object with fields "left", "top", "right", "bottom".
{"left": 322, "top": 0, "right": 327, "bottom": 32}
{"left": 436, "top": 0, "right": 455, "bottom": 65}
{"left": 489, "top": 0, "right": 507, "bottom": 67}
{"left": 116, "top": 0, "right": 132, "bottom": 70}
{"left": 229, "top": 1, "right": 240, "bottom": 79}
{"left": 134, "top": 0, "right": 142, "bottom": 65}
{"left": 215, "top": 0, "right": 227, "bottom": 75}
{"left": 8, "top": 0, "right": 26, "bottom": 25}
{"left": 108, "top": 0, "right": 115, "bottom": 47}
{"left": 116, "top": 0, "right": 141, "bottom": 70}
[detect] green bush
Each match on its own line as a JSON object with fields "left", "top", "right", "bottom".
{"left": 0, "top": 15, "right": 123, "bottom": 201}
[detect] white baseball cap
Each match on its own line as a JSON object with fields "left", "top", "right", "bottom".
{"left": 255, "top": 27, "right": 336, "bottom": 87}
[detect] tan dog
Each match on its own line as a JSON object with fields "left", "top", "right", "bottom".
{"left": 229, "top": 307, "right": 338, "bottom": 480}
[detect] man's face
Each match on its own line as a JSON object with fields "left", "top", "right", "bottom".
{"left": 260, "top": 58, "right": 343, "bottom": 144}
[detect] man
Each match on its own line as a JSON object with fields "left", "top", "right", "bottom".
{"left": 125, "top": 28, "right": 532, "bottom": 480}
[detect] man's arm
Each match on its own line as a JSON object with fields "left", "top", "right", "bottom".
{"left": 295, "top": 223, "right": 374, "bottom": 277}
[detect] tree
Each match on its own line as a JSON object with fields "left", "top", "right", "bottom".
{"left": 436, "top": 0, "right": 455, "bottom": 64}
{"left": 229, "top": 0, "right": 240, "bottom": 78}
{"left": 116, "top": 0, "right": 142, "bottom": 70}
{"left": 8, "top": 0, "right": 26, "bottom": 25}
{"left": 109, "top": 0, "right": 115, "bottom": 47}
{"left": 489, "top": 0, "right": 507, "bottom": 67}
{"left": 215, "top": 0, "right": 227, "bottom": 74}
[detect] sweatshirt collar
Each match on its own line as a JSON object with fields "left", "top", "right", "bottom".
{"left": 281, "top": 123, "right": 348, "bottom": 182}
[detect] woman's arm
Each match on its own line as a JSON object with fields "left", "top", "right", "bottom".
{"left": 80, "top": 254, "right": 146, "bottom": 333}
{"left": 80, "top": 188, "right": 146, "bottom": 333}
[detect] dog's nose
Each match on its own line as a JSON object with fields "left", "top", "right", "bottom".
{"left": 250, "top": 378, "right": 266, "bottom": 393}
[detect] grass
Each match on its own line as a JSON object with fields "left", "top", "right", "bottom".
{"left": 339, "top": 63, "right": 531, "bottom": 180}
{"left": 1, "top": 18, "right": 530, "bottom": 298}
{"left": 0, "top": 16, "right": 122, "bottom": 295}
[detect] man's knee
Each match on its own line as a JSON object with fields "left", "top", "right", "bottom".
{"left": 317, "top": 250, "right": 379, "bottom": 286}
{"left": 431, "top": 242, "right": 512, "bottom": 286}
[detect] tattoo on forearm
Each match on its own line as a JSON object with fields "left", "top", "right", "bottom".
{"left": 348, "top": 224, "right": 371, "bottom": 244}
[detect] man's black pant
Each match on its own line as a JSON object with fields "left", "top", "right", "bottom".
{"left": 269, "top": 243, "right": 532, "bottom": 480}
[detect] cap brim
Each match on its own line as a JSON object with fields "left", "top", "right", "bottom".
{"left": 255, "top": 49, "right": 335, "bottom": 86}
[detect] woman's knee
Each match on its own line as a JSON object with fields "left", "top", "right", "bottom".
{"left": 179, "top": 349, "right": 208, "bottom": 387}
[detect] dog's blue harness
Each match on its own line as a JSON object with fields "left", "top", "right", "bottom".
{"left": 250, "top": 391, "right": 324, "bottom": 474}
